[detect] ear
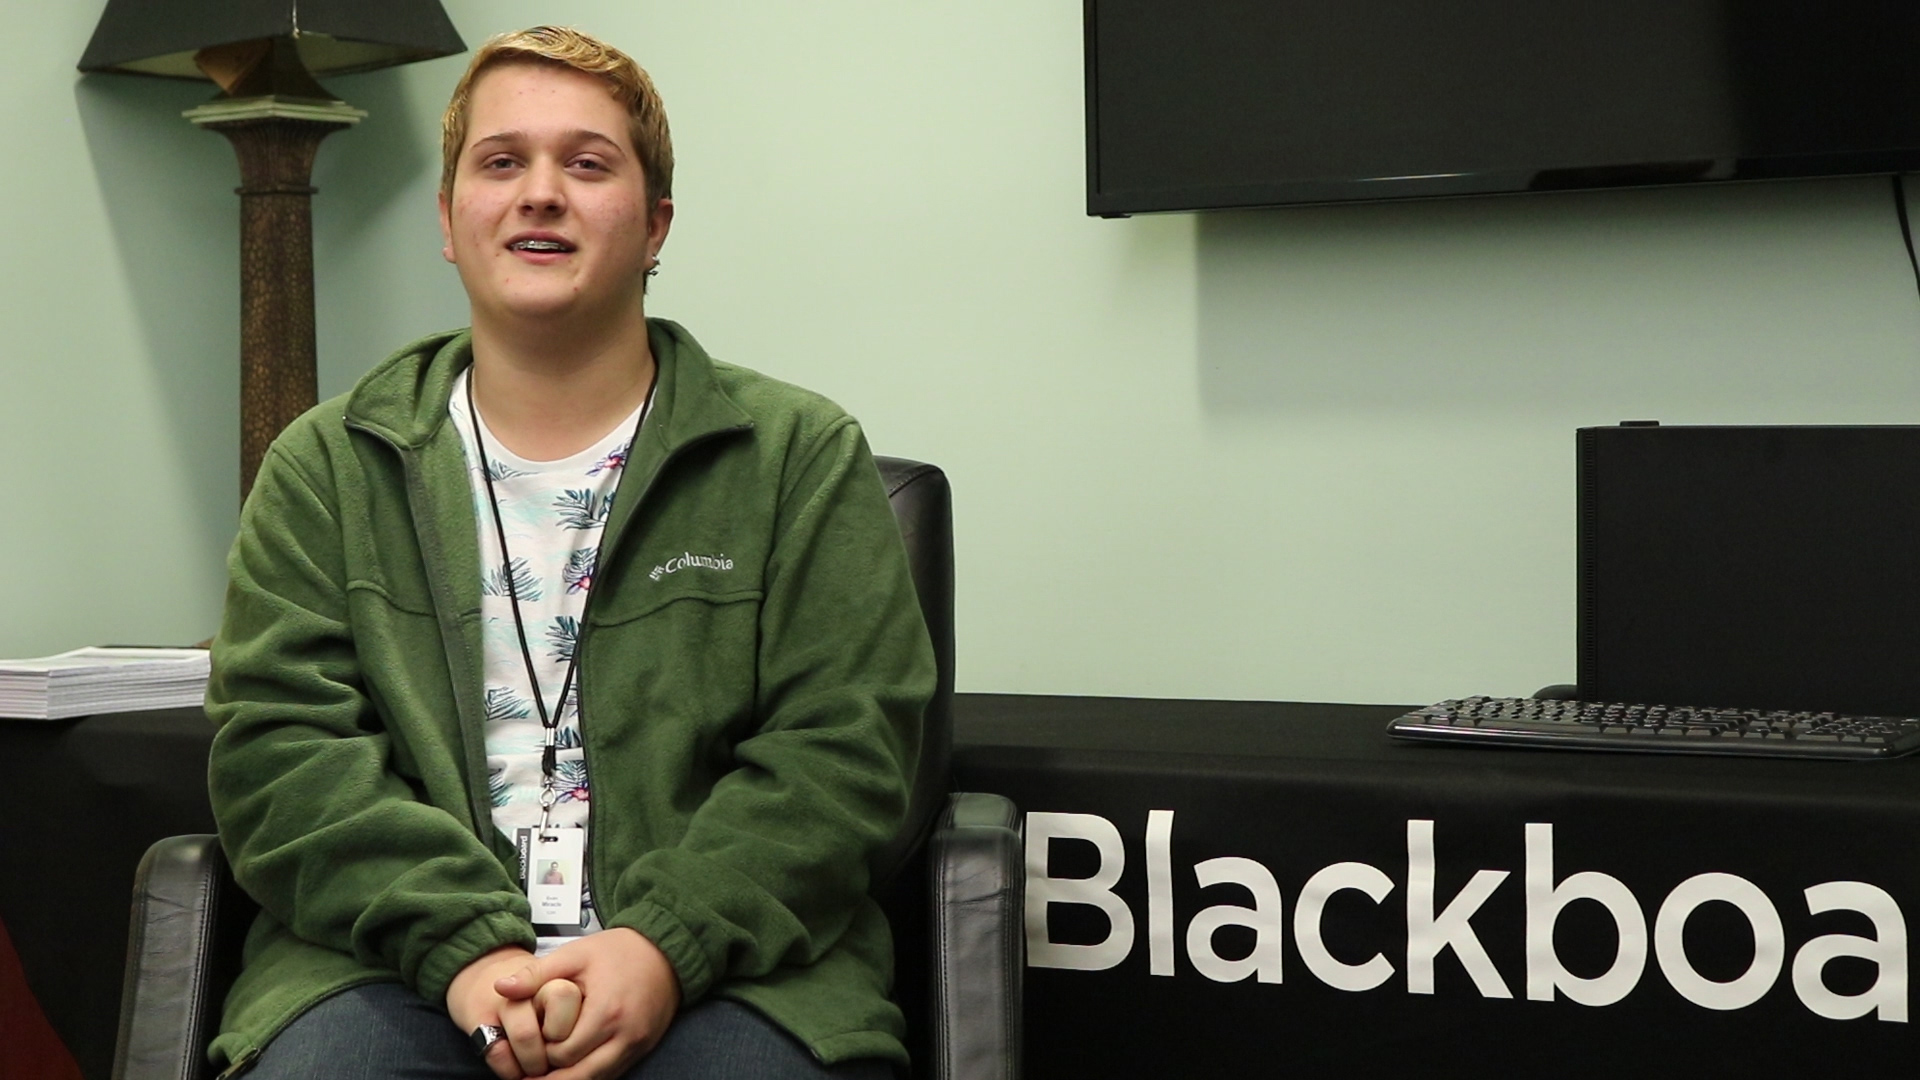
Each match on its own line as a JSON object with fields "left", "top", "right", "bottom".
{"left": 647, "top": 197, "right": 675, "bottom": 263}
{"left": 438, "top": 189, "right": 456, "bottom": 264}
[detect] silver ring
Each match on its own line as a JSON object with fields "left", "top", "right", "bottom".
{"left": 470, "top": 1024, "right": 508, "bottom": 1055}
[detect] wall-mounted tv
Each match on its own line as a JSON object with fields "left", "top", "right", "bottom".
{"left": 1085, "top": 0, "right": 1920, "bottom": 216}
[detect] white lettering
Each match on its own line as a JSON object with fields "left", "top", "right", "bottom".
{"left": 1654, "top": 873, "right": 1783, "bottom": 1010}
{"left": 1015, "top": 810, "right": 1909, "bottom": 1023}
{"left": 1295, "top": 861, "right": 1395, "bottom": 991}
{"left": 1025, "top": 812, "right": 1135, "bottom": 971}
{"left": 1525, "top": 822, "right": 1646, "bottom": 1006}
{"left": 1792, "top": 881, "right": 1908, "bottom": 1022}
{"left": 1406, "top": 819, "right": 1512, "bottom": 998}
{"left": 647, "top": 552, "right": 734, "bottom": 581}
{"left": 1147, "top": 810, "right": 1175, "bottom": 976}
{"left": 1186, "top": 857, "right": 1285, "bottom": 984}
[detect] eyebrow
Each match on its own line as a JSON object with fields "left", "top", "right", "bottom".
{"left": 469, "top": 129, "right": 628, "bottom": 155}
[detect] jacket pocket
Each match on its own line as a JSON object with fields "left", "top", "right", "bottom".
{"left": 583, "top": 589, "right": 766, "bottom": 821}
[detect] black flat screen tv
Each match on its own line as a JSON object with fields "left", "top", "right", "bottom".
{"left": 1086, "top": 0, "right": 1920, "bottom": 216}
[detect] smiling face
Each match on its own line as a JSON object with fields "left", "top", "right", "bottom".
{"left": 438, "top": 62, "right": 673, "bottom": 333}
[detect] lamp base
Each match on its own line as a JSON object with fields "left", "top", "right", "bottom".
{"left": 190, "top": 96, "right": 363, "bottom": 497}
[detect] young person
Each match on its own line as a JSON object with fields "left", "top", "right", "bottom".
{"left": 204, "top": 26, "right": 932, "bottom": 1080}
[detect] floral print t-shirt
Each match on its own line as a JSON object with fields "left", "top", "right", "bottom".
{"left": 449, "top": 367, "right": 647, "bottom": 948}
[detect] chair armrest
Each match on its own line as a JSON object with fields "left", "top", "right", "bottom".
{"left": 928, "top": 792, "right": 1024, "bottom": 1080}
{"left": 112, "top": 834, "right": 253, "bottom": 1080}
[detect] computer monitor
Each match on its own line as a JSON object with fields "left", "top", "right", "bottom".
{"left": 1578, "top": 423, "right": 1920, "bottom": 716}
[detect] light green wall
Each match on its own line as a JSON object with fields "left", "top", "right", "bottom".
{"left": 2, "top": 5, "right": 237, "bottom": 656}
{"left": 12, "top": 2, "right": 1920, "bottom": 703}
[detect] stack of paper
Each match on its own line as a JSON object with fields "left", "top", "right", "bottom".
{"left": 0, "top": 647, "right": 210, "bottom": 720}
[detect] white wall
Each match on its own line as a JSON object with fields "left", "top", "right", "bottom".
{"left": 12, "top": 1, "right": 1920, "bottom": 705}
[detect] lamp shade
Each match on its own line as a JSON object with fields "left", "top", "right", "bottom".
{"left": 78, "top": 0, "right": 464, "bottom": 80}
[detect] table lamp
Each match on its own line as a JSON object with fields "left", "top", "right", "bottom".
{"left": 79, "top": 0, "right": 465, "bottom": 496}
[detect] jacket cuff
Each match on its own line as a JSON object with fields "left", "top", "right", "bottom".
{"left": 608, "top": 899, "right": 716, "bottom": 1004}
{"left": 412, "top": 910, "right": 538, "bottom": 1007}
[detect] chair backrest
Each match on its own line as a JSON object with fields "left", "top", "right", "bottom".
{"left": 871, "top": 456, "right": 956, "bottom": 1077}
{"left": 871, "top": 456, "right": 956, "bottom": 885}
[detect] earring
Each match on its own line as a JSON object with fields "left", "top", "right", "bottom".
{"left": 646, "top": 254, "right": 662, "bottom": 277}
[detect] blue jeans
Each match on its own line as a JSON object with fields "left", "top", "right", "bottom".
{"left": 244, "top": 981, "right": 894, "bottom": 1080}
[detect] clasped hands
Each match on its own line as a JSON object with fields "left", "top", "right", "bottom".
{"left": 447, "top": 927, "right": 681, "bottom": 1080}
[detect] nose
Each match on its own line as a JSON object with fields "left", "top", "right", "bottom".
{"left": 518, "top": 158, "right": 567, "bottom": 216}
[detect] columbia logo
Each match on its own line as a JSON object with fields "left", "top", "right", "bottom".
{"left": 648, "top": 552, "right": 735, "bottom": 581}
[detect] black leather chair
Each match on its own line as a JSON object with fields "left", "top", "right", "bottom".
{"left": 110, "top": 456, "right": 1022, "bottom": 1080}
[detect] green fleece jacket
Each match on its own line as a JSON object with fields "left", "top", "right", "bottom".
{"left": 205, "top": 320, "right": 932, "bottom": 1073}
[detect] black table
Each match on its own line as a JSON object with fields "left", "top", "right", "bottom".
{"left": 3, "top": 710, "right": 217, "bottom": 1080}
{"left": 951, "top": 694, "right": 1920, "bottom": 1078}
{"left": 11, "top": 696, "right": 1920, "bottom": 1079}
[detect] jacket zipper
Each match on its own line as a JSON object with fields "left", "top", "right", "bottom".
{"left": 215, "top": 1047, "right": 260, "bottom": 1079}
{"left": 576, "top": 423, "right": 750, "bottom": 912}
{"left": 344, "top": 415, "right": 499, "bottom": 839}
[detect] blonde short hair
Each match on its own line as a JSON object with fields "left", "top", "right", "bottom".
{"left": 440, "top": 26, "right": 673, "bottom": 206}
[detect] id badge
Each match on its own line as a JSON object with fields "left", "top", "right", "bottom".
{"left": 516, "top": 826, "right": 584, "bottom": 925}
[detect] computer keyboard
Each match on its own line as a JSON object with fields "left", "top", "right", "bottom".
{"left": 1387, "top": 696, "right": 1920, "bottom": 760}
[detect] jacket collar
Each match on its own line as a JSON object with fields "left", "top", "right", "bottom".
{"left": 342, "top": 318, "right": 754, "bottom": 456}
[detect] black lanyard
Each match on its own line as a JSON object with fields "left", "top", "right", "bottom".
{"left": 465, "top": 366, "right": 655, "bottom": 828}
